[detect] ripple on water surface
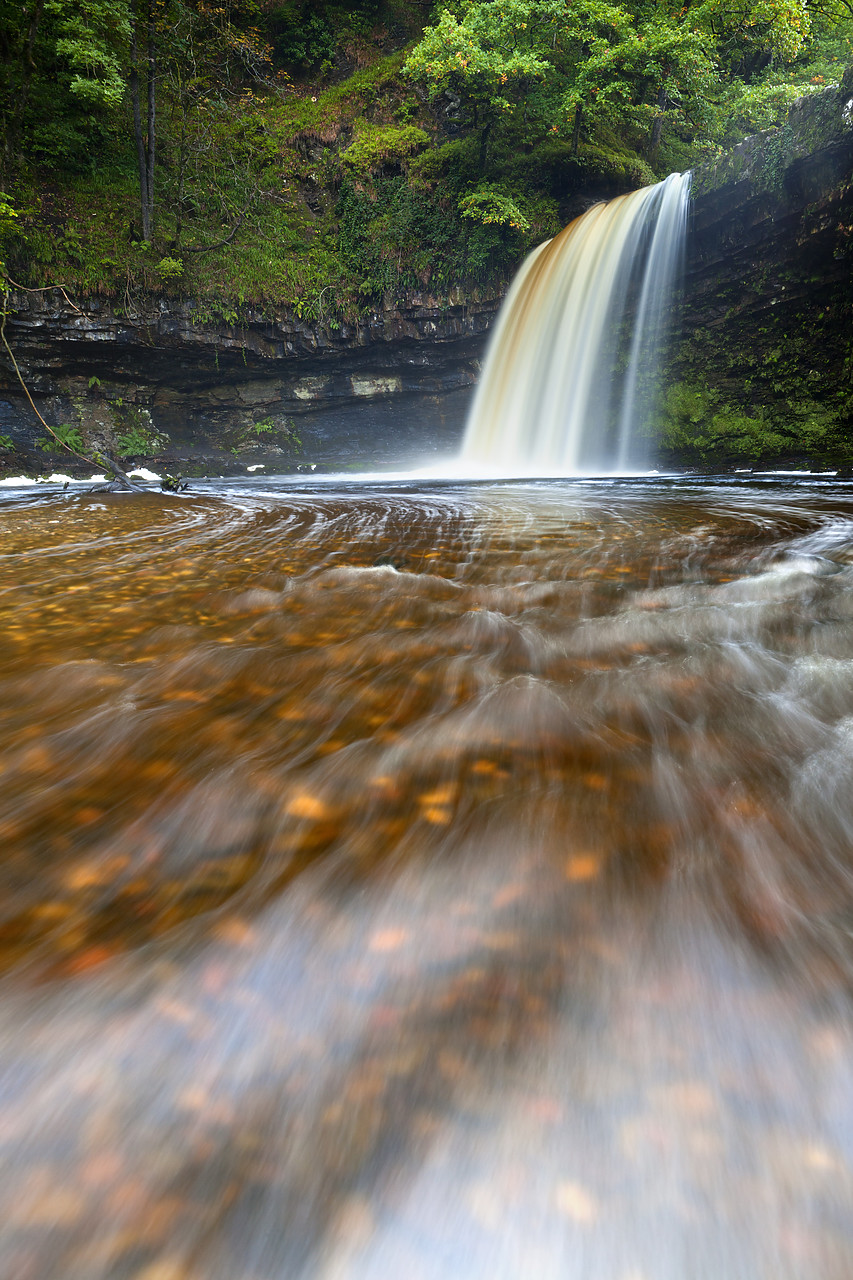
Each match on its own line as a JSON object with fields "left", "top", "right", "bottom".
{"left": 2, "top": 478, "right": 853, "bottom": 1279}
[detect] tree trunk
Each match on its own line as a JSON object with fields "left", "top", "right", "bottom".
{"left": 6, "top": 0, "right": 45, "bottom": 166}
{"left": 649, "top": 75, "right": 669, "bottom": 153}
{"left": 478, "top": 121, "right": 491, "bottom": 175}
{"left": 146, "top": 1, "right": 156, "bottom": 235}
{"left": 572, "top": 102, "right": 583, "bottom": 157}
{"left": 130, "top": 0, "right": 155, "bottom": 241}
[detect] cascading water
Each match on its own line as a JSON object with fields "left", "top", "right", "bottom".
{"left": 462, "top": 171, "right": 691, "bottom": 475}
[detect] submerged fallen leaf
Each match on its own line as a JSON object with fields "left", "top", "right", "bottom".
{"left": 555, "top": 1180, "right": 599, "bottom": 1224}
{"left": 62, "top": 945, "right": 117, "bottom": 975}
{"left": 421, "top": 807, "right": 452, "bottom": 825}
{"left": 419, "top": 784, "right": 458, "bottom": 806}
{"left": 286, "top": 791, "right": 330, "bottom": 820}
{"left": 135, "top": 1261, "right": 195, "bottom": 1280}
{"left": 565, "top": 853, "right": 603, "bottom": 883}
{"left": 368, "top": 928, "right": 409, "bottom": 953}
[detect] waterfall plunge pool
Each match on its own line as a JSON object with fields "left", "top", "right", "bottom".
{"left": 2, "top": 474, "right": 853, "bottom": 1280}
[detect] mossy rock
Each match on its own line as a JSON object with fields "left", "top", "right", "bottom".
{"left": 341, "top": 123, "right": 430, "bottom": 177}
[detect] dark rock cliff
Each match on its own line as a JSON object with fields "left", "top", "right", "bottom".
{"left": 673, "top": 69, "right": 853, "bottom": 462}
{"left": 0, "top": 290, "right": 500, "bottom": 474}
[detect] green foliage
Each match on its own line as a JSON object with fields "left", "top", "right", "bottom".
{"left": 720, "top": 78, "right": 819, "bottom": 137}
{"left": 565, "top": 12, "right": 717, "bottom": 137}
{"left": 0, "top": 195, "right": 22, "bottom": 241}
{"left": 234, "top": 414, "right": 303, "bottom": 451}
{"left": 39, "top": 422, "right": 85, "bottom": 453}
{"left": 110, "top": 400, "right": 168, "bottom": 455}
{"left": 0, "top": 434, "right": 14, "bottom": 450}
{"left": 155, "top": 256, "right": 184, "bottom": 282}
{"left": 265, "top": 0, "right": 397, "bottom": 72}
{"left": 115, "top": 426, "right": 150, "bottom": 455}
{"left": 269, "top": 3, "right": 337, "bottom": 68}
{"left": 692, "top": 0, "right": 812, "bottom": 68}
{"left": 403, "top": 1, "right": 559, "bottom": 114}
{"left": 342, "top": 123, "right": 430, "bottom": 175}
{"left": 403, "top": 0, "right": 721, "bottom": 155}
{"left": 0, "top": 193, "right": 26, "bottom": 268}
{"left": 272, "top": 52, "right": 406, "bottom": 141}
{"left": 1, "top": 0, "right": 850, "bottom": 333}
{"left": 407, "top": 138, "right": 476, "bottom": 190}
{"left": 337, "top": 170, "right": 530, "bottom": 298}
{"left": 48, "top": 0, "right": 131, "bottom": 109}
{"left": 282, "top": 417, "right": 302, "bottom": 452}
{"left": 459, "top": 185, "right": 529, "bottom": 231}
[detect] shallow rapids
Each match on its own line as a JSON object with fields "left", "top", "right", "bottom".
{"left": 2, "top": 476, "right": 853, "bottom": 1280}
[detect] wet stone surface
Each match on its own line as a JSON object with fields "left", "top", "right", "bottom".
{"left": 1, "top": 475, "right": 853, "bottom": 1278}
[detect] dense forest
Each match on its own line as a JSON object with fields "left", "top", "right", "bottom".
{"left": 1, "top": 0, "right": 852, "bottom": 322}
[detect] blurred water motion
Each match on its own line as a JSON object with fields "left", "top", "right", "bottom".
{"left": 2, "top": 477, "right": 853, "bottom": 1279}
{"left": 463, "top": 172, "right": 691, "bottom": 474}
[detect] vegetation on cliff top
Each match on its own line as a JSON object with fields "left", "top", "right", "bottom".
{"left": 0, "top": 0, "right": 851, "bottom": 322}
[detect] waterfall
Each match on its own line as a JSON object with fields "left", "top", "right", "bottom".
{"left": 461, "top": 172, "right": 691, "bottom": 475}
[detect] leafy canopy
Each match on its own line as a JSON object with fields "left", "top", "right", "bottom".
{"left": 404, "top": 0, "right": 826, "bottom": 143}
{"left": 47, "top": 0, "right": 131, "bottom": 109}
{"left": 403, "top": 0, "right": 565, "bottom": 115}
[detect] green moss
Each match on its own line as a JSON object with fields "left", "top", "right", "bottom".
{"left": 572, "top": 144, "right": 657, "bottom": 190}
{"left": 660, "top": 379, "right": 850, "bottom": 464}
{"left": 660, "top": 382, "right": 783, "bottom": 459}
{"left": 341, "top": 123, "right": 429, "bottom": 175}
{"left": 271, "top": 53, "right": 408, "bottom": 144}
{"left": 408, "top": 138, "right": 476, "bottom": 190}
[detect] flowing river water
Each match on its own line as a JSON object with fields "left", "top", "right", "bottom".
{"left": 2, "top": 475, "right": 853, "bottom": 1280}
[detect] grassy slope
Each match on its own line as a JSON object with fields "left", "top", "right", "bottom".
{"left": 4, "top": 20, "right": 683, "bottom": 322}
{"left": 4, "top": 3, "right": 851, "bottom": 325}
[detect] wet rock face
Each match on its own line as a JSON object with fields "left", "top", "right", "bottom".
{"left": 679, "top": 72, "right": 853, "bottom": 448}
{"left": 0, "top": 294, "right": 497, "bottom": 473}
{"left": 689, "top": 74, "right": 853, "bottom": 296}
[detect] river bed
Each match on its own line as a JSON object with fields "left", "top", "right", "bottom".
{"left": 1, "top": 475, "right": 853, "bottom": 1279}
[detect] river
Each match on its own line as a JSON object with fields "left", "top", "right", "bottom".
{"left": 1, "top": 474, "right": 853, "bottom": 1279}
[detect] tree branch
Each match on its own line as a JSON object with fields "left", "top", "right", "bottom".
{"left": 0, "top": 295, "right": 140, "bottom": 489}
{"left": 182, "top": 212, "right": 246, "bottom": 254}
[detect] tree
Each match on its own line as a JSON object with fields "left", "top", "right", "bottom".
{"left": 1, "top": 0, "right": 47, "bottom": 167}
{"left": 404, "top": 0, "right": 718, "bottom": 165}
{"left": 155, "top": 0, "right": 279, "bottom": 250}
{"left": 560, "top": 10, "right": 716, "bottom": 153}
{"left": 129, "top": 0, "right": 156, "bottom": 241}
{"left": 691, "top": 0, "right": 813, "bottom": 75}
{"left": 50, "top": 0, "right": 131, "bottom": 107}
{"left": 404, "top": 1, "right": 565, "bottom": 171}
{"left": 1, "top": 0, "right": 130, "bottom": 174}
